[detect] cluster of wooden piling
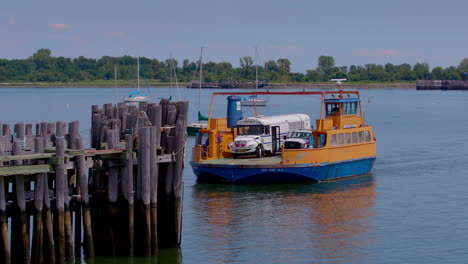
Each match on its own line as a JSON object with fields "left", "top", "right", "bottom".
{"left": 416, "top": 79, "right": 468, "bottom": 90}
{"left": 0, "top": 99, "right": 188, "bottom": 264}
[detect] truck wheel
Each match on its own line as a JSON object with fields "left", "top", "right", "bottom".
{"left": 255, "top": 147, "right": 262, "bottom": 158}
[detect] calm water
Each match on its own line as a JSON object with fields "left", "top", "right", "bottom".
{"left": 1, "top": 87, "right": 468, "bottom": 264}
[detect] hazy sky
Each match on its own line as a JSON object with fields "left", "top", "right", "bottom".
{"left": 1, "top": 0, "right": 467, "bottom": 72}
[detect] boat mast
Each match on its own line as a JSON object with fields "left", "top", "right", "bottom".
{"left": 137, "top": 57, "right": 140, "bottom": 91}
{"left": 199, "top": 47, "right": 203, "bottom": 113}
{"left": 255, "top": 46, "right": 258, "bottom": 90}
{"left": 114, "top": 64, "right": 118, "bottom": 103}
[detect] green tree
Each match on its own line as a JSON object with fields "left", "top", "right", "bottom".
{"left": 264, "top": 60, "right": 278, "bottom": 73}
{"left": 413, "top": 62, "right": 430, "bottom": 80}
{"left": 431, "top": 66, "right": 444, "bottom": 80}
{"left": 458, "top": 58, "right": 468, "bottom": 71}
{"left": 239, "top": 56, "right": 255, "bottom": 80}
{"left": 277, "top": 59, "right": 291, "bottom": 73}
{"left": 305, "top": 70, "right": 322, "bottom": 82}
{"left": 31, "top": 49, "right": 54, "bottom": 71}
{"left": 317, "top": 56, "right": 335, "bottom": 74}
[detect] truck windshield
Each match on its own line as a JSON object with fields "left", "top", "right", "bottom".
{"left": 290, "top": 132, "right": 311, "bottom": 138}
{"left": 235, "top": 125, "right": 264, "bottom": 135}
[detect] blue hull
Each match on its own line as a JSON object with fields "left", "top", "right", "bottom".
{"left": 191, "top": 157, "right": 376, "bottom": 183}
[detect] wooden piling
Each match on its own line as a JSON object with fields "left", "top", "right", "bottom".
{"left": 107, "top": 129, "right": 120, "bottom": 255}
{"left": 55, "top": 136, "right": 66, "bottom": 263}
{"left": 123, "top": 134, "right": 134, "bottom": 256}
{"left": 150, "top": 126, "right": 158, "bottom": 255}
{"left": 0, "top": 99, "right": 188, "bottom": 262}
{"left": 31, "top": 138, "right": 45, "bottom": 264}
{"left": 2, "top": 124, "right": 11, "bottom": 136}
{"left": 42, "top": 136, "right": 56, "bottom": 264}
{"left": 0, "top": 137, "right": 9, "bottom": 264}
{"left": 138, "top": 127, "right": 151, "bottom": 256}
{"left": 75, "top": 137, "right": 94, "bottom": 257}
{"left": 67, "top": 122, "right": 82, "bottom": 258}
{"left": 11, "top": 139, "right": 30, "bottom": 264}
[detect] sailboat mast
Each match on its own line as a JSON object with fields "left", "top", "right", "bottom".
{"left": 255, "top": 47, "right": 258, "bottom": 90}
{"left": 199, "top": 47, "right": 203, "bottom": 112}
{"left": 137, "top": 57, "right": 140, "bottom": 91}
{"left": 114, "top": 64, "right": 117, "bottom": 89}
{"left": 114, "top": 64, "right": 117, "bottom": 103}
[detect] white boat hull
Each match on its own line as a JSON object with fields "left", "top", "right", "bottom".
{"left": 240, "top": 99, "right": 268, "bottom": 106}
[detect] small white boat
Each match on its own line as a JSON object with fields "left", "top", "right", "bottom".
{"left": 187, "top": 122, "right": 208, "bottom": 135}
{"left": 240, "top": 95, "right": 268, "bottom": 106}
{"left": 124, "top": 57, "right": 151, "bottom": 105}
{"left": 124, "top": 90, "right": 151, "bottom": 104}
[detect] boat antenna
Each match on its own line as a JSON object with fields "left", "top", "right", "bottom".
{"left": 331, "top": 78, "right": 347, "bottom": 91}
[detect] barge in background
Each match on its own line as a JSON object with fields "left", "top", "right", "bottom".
{"left": 190, "top": 90, "right": 376, "bottom": 183}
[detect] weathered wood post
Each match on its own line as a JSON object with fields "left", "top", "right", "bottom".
{"left": 158, "top": 102, "right": 188, "bottom": 247}
{"left": 106, "top": 129, "right": 120, "bottom": 255}
{"left": 31, "top": 138, "right": 45, "bottom": 264}
{"left": 55, "top": 134, "right": 66, "bottom": 263}
{"left": 138, "top": 127, "right": 151, "bottom": 256}
{"left": 75, "top": 136, "right": 94, "bottom": 257}
{"left": 0, "top": 137, "right": 9, "bottom": 264}
{"left": 57, "top": 122, "right": 74, "bottom": 262}
{"left": 2, "top": 124, "right": 11, "bottom": 137}
{"left": 11, "top": 139, "right": 30, "bottom": 264}
{"left": 150, "top": 126, "right": 158, "bottom": 255}
{"left": 173, "top": 116, "right": 187, "bottom": 245}
{"left": 42, "top": 139, "right": 56, "bottom": 264}
{"left": 67, "top": 121, "right": 82, "bottom": 258}
{"left": 123, "top": 134, "right": 134, "bottom": 256}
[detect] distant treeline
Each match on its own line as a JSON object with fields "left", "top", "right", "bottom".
{"left": 1, "top": 49, "right": 468, "bottom": 83}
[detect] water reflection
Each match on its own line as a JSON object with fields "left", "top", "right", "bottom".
{"left": 86, "top": 248, "right": 181, "bottom": 264}
{"left": 190, "top": 175, "right": 376, "bottom": 263}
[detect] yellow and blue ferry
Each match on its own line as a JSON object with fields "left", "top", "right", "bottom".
{"left": 190, "top": 90, "right": 376, "bottom": 183}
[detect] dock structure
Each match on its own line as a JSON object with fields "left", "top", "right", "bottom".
{"left": 0, "top": 99, "right": 188, "bottom": 264}
{"left": 416, "top": 78, "right": 468, "bottom": 90}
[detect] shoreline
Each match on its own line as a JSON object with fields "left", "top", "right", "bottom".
{"left": 0, "top": 82, "right": 416, "bottom": 89}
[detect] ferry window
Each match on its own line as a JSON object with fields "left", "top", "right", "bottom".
{"left": 343, "top": 102, "right": 358, "bottom": 115}
{"left": 326, "top": 104, "right": 340, "bottom": 116}
{"left": 236, "top": 125, "right": 263, "bottom": 135}
{"left": 350, "top": 102, "right": 357, "bottom": 115}
{"left": 331, "top": 134, "right": 337, "bottom": 146}
{"left": 338, "top": 133, "right": 344, "bottom": 145}
{"left": 352, "top": 132, "right": 358, "bottom": 143}
{"left": 319, "top": 134, "right": 327, "bottom": 147}
{"left": 359, "top": 131, "right": 364, "bottom": 142}
{"left": 345, "top": 133, "right": 351, "bottom": 144}
{"left": 343, "top": 103, "right": 349, "bottom": 115}
{"left": 365, "top": 131, "right": 371, "bottom": 142}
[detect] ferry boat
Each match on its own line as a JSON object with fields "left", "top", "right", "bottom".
{"left": 190, "top": 90, "right": 376, "bottom": 183}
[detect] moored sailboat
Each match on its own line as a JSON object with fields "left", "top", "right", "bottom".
{"left": 124, "top": 57, "right": 151, "bottom": 104}
{"left": 187, "top": 47, "right": 208, "bottom": 135}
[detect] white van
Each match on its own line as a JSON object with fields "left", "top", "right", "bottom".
{"left": 229, "top": 114, "right": 311, "bottom": 158}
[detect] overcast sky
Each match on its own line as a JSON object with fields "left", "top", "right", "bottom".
{"left": 1, "top": 0, "right": 467, "bottom": 72}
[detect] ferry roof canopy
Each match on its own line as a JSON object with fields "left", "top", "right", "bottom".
{"left": 237, "top": 113, "right": 310, "bottom": 126}
{"left": 324, "top": 98, "right": 361, "bottom": 103}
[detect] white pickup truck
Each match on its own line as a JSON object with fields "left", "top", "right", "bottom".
{"left": 283, "top": 130, "right": 314, "bottom": 149}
